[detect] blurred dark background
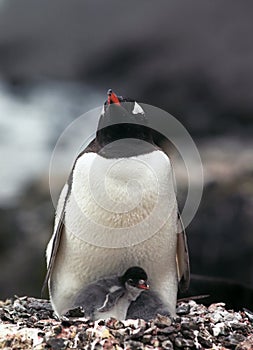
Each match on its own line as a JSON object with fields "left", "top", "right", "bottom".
{"left": 0, "top": 0, "right": 253, "bottom": 308}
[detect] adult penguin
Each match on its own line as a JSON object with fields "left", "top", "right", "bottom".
{"left": 44, "top": 90, "right": 190, "bottom": 317}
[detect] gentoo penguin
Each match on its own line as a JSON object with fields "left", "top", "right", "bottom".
{"left": 73, "top": 266, "right": 149, "bottom": 320}
{"left": 44, "top": 89, "right": 190, "bottom": 318}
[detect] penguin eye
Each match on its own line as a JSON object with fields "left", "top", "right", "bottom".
{"left": 127, "top": 278, "right": 134, "bottom": 285}
{"left": 132, "top": 102, "right": 144, "bottom": 115}
{"left": 138, "top": 279, "right": 145, "bottom": 285}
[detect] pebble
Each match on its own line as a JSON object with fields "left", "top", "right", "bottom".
{"left": 174, "top": 336, "right": 194, "bottom": 347}
{"left": 243, "top": 308, "right": 253, "bottom": 322}
{"left": 161, "top": 339, "right": 174, "bottom": 349}
{"left": 0, "top": 296, "right": 252, "bottom": 349}
{"left": 176, "top": 302, "right": 191, "bottom": 315}
{"left": 236, "top": 334, "right": 253, "bottom": 350}
{"left": 154, "top": 314, "right": 172, "bottom": 327}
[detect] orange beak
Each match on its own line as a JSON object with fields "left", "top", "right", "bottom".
{"left": 107, "top": 89, "right": 121, "bottom": 105}
{"left": 138, "top": 282, "right": 149, "bottom": 290}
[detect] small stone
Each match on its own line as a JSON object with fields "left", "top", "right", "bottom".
{"left": 212, "top": 322, "right": 226, "bottom": 336}
{"left": 236, "top": 334, "right": 253, "bottom": 350}
{"left": 29, "top": 315, "right": 38, "bottom": 323}
{"left": 13, "top": 303, "right": 27, "bottom": 313}
{"left": 130, "top": 327, "right": 144, "bottom": 339}
{"left": 46, "top": 337, "right": 67, "bottom": 350}
{"left": 181, "top": 321, "right": 199, "bottom": 331}
{"left": 174, "top": 336, "right": 194, "bottom": 347}
{"left": 157, "top": 334, "right": 168, "bottom": 342}
{"left": 243, "top": 308, "right": 253, "bottom": 322}
{"left": 125, "top": 340, "right": 144, "bottom": 349}
{"left": 143, "top": 326, "right": 157, "bottom": 335}
{"left": 161, "top": 339, "right": 174, "bottom": 349}
{"left": 173, "top": 316, "right": 181, "bottom": 323}
{"left": 52, "top": 325, "right": 62, "bottom": 335}
{"left": 230, "top": 322, "right": 248, "bottom": 331}
{"left": 98, "top": 319, "right": 106, "bottom": 326}
{"left": 137, "top": 319, "right": 147, "bottom": 329}
{"left": 181, "top": 329, "right": 195, "bottom": 339}
{"left": 150, "top": 337, "right": 160, "bottom": 347}
{"left": 227, "top": 333, "right": 246, "bottom": 345}
{"left": 154, "top": 314, "right": 172, "bottom": 327}
{"left": 157, "top": 326, "right": 175, "bottom": 335}
{"left": 197, "top": 334, "right": 213, "bottom": 348}
{"left": 142, "top": 334, "right": 152, "bottom": 344}
{"left": 208, "top": 303, "right": 226, "bottom": 312}
{"left": 209, "top": 312, "right": 223, "bottom": 324}
{"left": 122, "top": 319, "right": 140, "bottom": 329}
{"left": 177, "top": 303, "right": 191, "bottom": 315}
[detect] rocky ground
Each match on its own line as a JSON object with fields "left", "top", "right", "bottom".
{"left": 0, "top": 296, "right": 253, "bottom": 349}
{"left": 0, "top": 0, "right": 253, "bottom": 332}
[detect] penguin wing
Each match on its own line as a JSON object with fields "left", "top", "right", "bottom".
{"left": 42, "top": 183, "right": 69, "bottom": 295}
{"left": 97, "top": 288, "right": 125, "bottom": 312}
{"left": 176, "top": 213, "right": 190, "bottom": 292}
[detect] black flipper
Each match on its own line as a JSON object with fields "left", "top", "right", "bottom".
{"left": 176, "top": 213, "right": 190, "bottom": 292}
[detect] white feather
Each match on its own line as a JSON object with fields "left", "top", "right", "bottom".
{"left": 109, "top": 286, "right": 122, "bottom": 293}
{"left": 132, "top": 102, "right": 144, "bottom": 115}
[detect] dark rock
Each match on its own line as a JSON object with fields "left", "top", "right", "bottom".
{"left": 161, "top": 339, "right": 174, "bottom": 350}
{"left": 142, "top": 334, "right": 152, "bottom": 344}
{"left": 46, "top": 337, "right": 67, "bottom": 349}
{"left": 198, "top": 334, "right": 213, "bottom": 348}
{"left": 236, "top": 335, "right": 253, "bottom": 350}
{"left": 227, "top": 333, "right": 246, "bottom": 346}
{"left": 230, "top": 323, "right": 248, "bottom": 331}
{"left": 181, "top": 329, "right": 195, "bottom": 340}
{"left": 181, "top": 321, "right": 199, "bottom": 331}
{"left": 125, "top": 340, "right": 144, "bottom": 349}
{"left": 157, "top": 326, "right": 175, "bottom": 335}
{"left": 177, "top": 303, "right": 190, "bottom": 315}
{"left": 174, "top": 336, "right": 194, "bottom": 348}
{"left": 243, "top": 308, "right": 253, "bottom": 323}
{"left": 154, "top": 314, "right": 172, "bottom": 328}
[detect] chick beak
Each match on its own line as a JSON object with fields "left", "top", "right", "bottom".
{"left": 138, "top": 282, "right": 149, "bottom": 290}
{"left": 107, "top": 89, "right": 121, "bottom": 105}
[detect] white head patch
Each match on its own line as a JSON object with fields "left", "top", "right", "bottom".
{"left": 132, "top": 102, "right": 144, "bottom": 115}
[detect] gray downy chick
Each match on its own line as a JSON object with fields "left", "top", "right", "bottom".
{"left": 73, "top": 266, "right": 149, "bottom": 320}
{"left": 127, "top": 290, "right": 171, "bottom": 321}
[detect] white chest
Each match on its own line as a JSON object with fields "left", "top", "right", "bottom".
{"left": 50, "top": 150, "right": 178, "bottom": 316}
{"left": 65, "top": 150, "right": 177, "bottom": 248}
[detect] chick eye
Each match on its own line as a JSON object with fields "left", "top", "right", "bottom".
{"left": 127, "top": 278, "right": 134, "bottom": 285}
{"left": 138, "top": 279, "right": 145, "bottom": 285}
{"left": 132, "top": 102, "right": 144, "bottom": 115}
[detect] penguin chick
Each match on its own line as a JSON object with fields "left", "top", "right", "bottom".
{"left": 72, "top": 266, "right": 149, "bottom": 320}
{"left": 127, "top": 290, "right": 170, "bottom": 321}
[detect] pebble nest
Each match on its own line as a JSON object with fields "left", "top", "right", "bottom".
{"left": 0, "top": 296, "right": 253, "bottom": 349}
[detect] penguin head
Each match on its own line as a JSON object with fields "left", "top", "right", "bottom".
{"left": 96, "top": 90, "right": 153, "bottom": 148}
{"left": 121, "top": 266, "right": 149, "bottom": 291}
